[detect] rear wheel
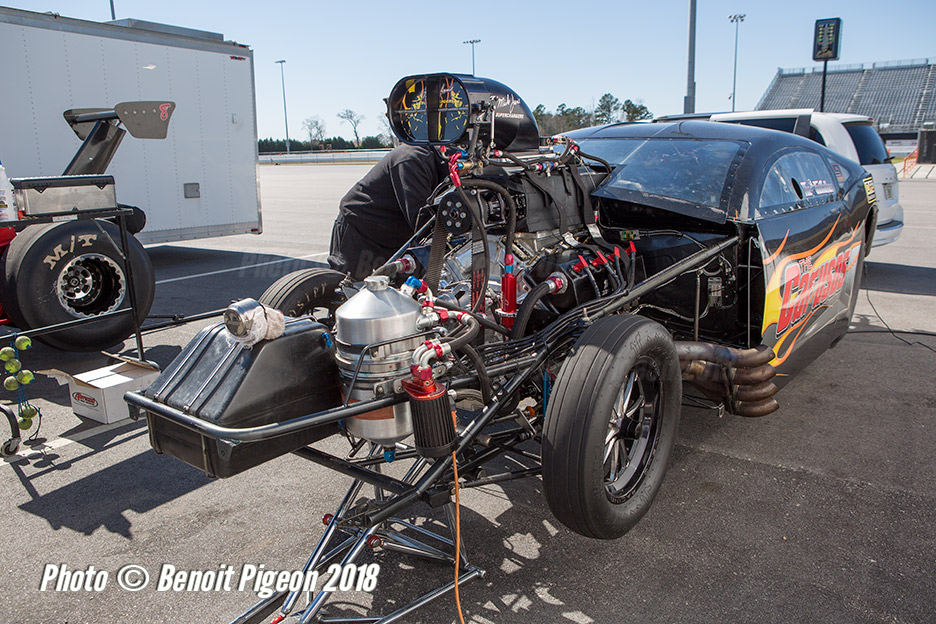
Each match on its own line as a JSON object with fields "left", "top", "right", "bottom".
{"left": 542, "top": 314, "right": 681, "bottom": 540}
{"left": 258, "top": 268, "right": 346, "bottom": 327}
{"left": 0, "top": 220, "right": 154, "bottom": 351}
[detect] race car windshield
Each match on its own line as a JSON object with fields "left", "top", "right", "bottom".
{"left": 579, "top": 138, "right": 743, "bottom": 222}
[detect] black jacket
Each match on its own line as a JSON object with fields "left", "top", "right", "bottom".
{"left": 328, "top": 145, "right": 447, "bottom": 279}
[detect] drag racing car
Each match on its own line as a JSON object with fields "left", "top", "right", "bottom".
{"left": 126, "top": 73, "right": 876, "bottom": 623}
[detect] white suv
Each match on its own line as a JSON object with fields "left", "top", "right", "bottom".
{"left": 709, "top": 110, "right": 903, "bottom": 247}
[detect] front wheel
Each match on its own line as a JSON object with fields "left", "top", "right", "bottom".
{"left": 258, "top": 268, "right": 346, "bottom": 327}
{"left": 542, "top": 314, "right": 682, "bottom": 540}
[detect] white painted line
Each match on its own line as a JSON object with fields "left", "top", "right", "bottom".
{"left": 3, "top": 418, "right": 145, "bottom": 463}
{"left": 156, "top": 252, "right": 329, "bottom": 285}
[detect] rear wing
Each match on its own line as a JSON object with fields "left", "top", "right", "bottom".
{"left": 62, "top": 101, "right": 176, "bottom": 175}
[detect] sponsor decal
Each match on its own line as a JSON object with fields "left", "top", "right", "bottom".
{"left": 491, "top": 93, "right": 522, "bottom": 113}
{"left": 862, "top": 176, "right": 877, "bottom": 206}
{"left": 762, "top": 217, "right": 863, "bottom": 366}
{"left": 777, "top": 249, "right": 850, "bottom": 336}
{"left": 72, "top": 391, "right": 99, "bottom": 408}
{"left": 831, "top": 162, "right": 845, "bottom": 184}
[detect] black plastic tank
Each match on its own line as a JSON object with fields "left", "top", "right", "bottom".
{"left": 141, "top": 318, "right": 342, "bottom": 477}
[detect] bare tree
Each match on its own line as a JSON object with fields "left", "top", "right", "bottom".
{"left": 377, "top": 111, "right": 397, "bottom": 147}
{"left": 337, "top": 109, "right": 364, "bottom": 147}
{"left": 302, "top": 116, "right": 327, "bottom": 148}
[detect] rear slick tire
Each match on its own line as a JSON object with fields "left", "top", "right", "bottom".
{"left": 542, "top": 314, "right": 682, "bottom": 540}
{"left": 0, "top": 220, "right": 154, "bottom": 352}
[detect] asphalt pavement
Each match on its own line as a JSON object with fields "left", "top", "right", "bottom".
{"left": 1, "top": 166, "right": 934, "bottom": 624}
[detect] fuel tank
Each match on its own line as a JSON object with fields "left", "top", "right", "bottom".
{"left": 335, "top": 275, "right": 423, "bottom": 445}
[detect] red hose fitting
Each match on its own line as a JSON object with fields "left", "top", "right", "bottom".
{"left": 398, "top": 255, "right": 416, "bottom": 274}
{"left": 546, "top": 273, "right": 567, "bottom": 294}
{"left": 410, "top": 364, "right": 434, "bottom": 381}
{"left": 402, "top": 373, "right": 442, "bottom": 397}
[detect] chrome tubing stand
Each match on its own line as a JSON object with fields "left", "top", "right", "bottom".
{"left": 230, "top": 444, "right": 484, "bottom": 624}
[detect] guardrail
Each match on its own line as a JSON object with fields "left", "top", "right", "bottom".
{"left": 260, "top": 149, "right": 391, "bottom": 165}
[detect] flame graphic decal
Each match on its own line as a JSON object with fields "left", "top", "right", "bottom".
{"left": 762, "top": 218, "right": 862, "bottom": 366}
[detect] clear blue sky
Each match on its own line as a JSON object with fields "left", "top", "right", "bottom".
{"left": 7, "top": 1, "right": 936, "bottom": 141}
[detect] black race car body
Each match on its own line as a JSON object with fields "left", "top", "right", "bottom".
{"left": 126, "top": 74, "right": 876, "bottom": 623}
{"left": 567, "top": 120, "right": 875, "bottom": 383}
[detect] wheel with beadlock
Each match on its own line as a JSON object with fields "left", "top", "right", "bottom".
{"left": 259, "top": 268, "right": 346, "bottom": 328}
{"left": 542, "top": 314, "right": 682, "bottom": 540}
{"left": 0, "top": 220, "right": 154, "bottom": 351}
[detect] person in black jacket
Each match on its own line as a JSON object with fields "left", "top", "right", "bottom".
{"left": 327, "top": 145, "right": 448, "bottom": 280}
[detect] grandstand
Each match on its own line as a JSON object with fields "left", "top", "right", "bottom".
{"left": 756, "top": 59, "right": 936, "bottom": 134}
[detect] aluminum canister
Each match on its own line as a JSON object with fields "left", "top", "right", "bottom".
{"left": 334, "top": 275, "right": 423, "bottom": 444}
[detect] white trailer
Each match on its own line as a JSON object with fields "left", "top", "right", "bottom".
{"left": 0, "top": 6, "right": 261, "bottom": 244}
{"left": 0, "top": 7, "right": 260, "bottom": 351}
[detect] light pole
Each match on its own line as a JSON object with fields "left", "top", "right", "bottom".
{"left": 729, "top": 14, "right": 745, "bottom": 112}
{"left": 463, "top": 39, "right": 480, "bottom": 75}
{"left": 275, "top": 59, "right": 290, "bottom": 154}
{"left": 109, "top": 1, "right": 116, "bottom": 20}
{"left": 685, "top": 0, "right": 696, "bottom": 113}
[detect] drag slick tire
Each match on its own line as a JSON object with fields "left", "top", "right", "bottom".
{"left": 258, "top": 268, "right": 346, "bottom": 327}
{"left": 0, "top": 220, "right": 154, "bottom": 351}
{"left": 542, "top": 314, "right": 681, "bottom": 540}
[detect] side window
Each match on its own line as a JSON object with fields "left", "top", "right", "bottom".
{"left": 758, "top": 151, "right": 838, "bottom": 217}
{"left": 808, "top": 127, "right": 827, "bottom": 146}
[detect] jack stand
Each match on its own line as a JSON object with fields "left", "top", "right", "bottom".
{"left": 230, "top": 445, "right": 485, "bottom": 624}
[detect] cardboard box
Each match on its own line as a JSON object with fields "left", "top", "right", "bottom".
{"left": 49, "top": 362, "right": 159, "bottom": 424}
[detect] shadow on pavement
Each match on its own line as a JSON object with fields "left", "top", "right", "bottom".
{"left": 863, "top": 261, "right": 936, "bottom": 296}
{"left": 17, "top": 449, "right": 211, "bottom": 537}
{"left": 146, "top": 246, "right": 328, "bottom": 318}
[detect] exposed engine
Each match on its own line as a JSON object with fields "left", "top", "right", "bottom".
{"left": 328, "top": 73, "right": 649, "bottom": 451}
{"left": 326, "top": 72, "right": 776, "bottom": 453}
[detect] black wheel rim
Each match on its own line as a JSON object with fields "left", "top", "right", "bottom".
{"left": 603, "top": 356, "right": 664, "bottom": 502}
{"left": 296, "top": 295, "right": 343, "bottom": 329}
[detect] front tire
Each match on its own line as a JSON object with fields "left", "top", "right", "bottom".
{"left": 542, "top": 314, "right": 682, "bottom": 540}
{"left": 258, "top": 268, "right": 345, "bottom": 327}
{"left": 0, "top": 220, "right": 155, "bottom": 351}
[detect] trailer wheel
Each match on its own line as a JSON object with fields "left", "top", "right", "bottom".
{"left": 0, "top": 220, "right": 154, "bottom": 351}
{"left": 259, "top": 268, "right": 346, "bottom": 327}
{"left": 542, "top": 314, "right": 681, "bottom": 540}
